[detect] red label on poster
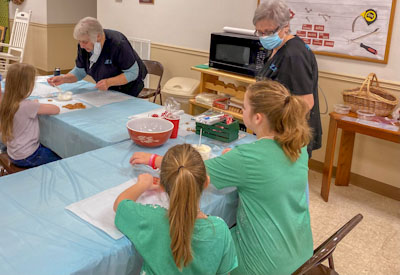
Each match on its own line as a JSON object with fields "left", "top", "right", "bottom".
{"left": 312, "top": 39, "right": 323, "bottom": 46}
{"left": 307, "top": 32, "right": 318, "bottom": 38}
{"left": 324, "top": 40, "right": 335, "bottom": 47}
{"left": 302, "top": 38, "right": 311, "bottom": 44}
{"left": 314, "top": 25, "right": 325, "bottom": 31}
{"left": 319, "top": 33, "right": 330, "bottom": 39}
{"left": 302, "top": 24, "right": 312, "bottom": 30}
{"left": 297, "top": 30, "right": 307, "bottom": 37}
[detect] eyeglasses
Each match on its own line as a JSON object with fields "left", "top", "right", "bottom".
{"left": 254, "top": 26, "right": 281, "bottom": 37}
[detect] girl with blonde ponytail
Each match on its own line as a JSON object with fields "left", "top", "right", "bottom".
{"left": 205, "top": 80, "right": 314, "bottom": 274}
{"left": 114, "top": 144, "right": 238, "bottom": 274}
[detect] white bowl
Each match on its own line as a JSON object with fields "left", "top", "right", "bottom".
{"left": 356, "top": 110, "right": 375, "bottom": 120}
{"left": 192, "top": 144, "right": 211, "bottom": 160}
{"left": 126, "top": 117, "right": 174, "bottom": 147}
{"left": 334, "top": 104, "right": 351, "bottom": 114}
{"left": 57, "top": 91, "right": 73, "bottom": 101}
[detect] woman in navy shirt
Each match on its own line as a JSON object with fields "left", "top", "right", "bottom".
{"left": 48, "top": 17, "right": 147, "bottom": 97}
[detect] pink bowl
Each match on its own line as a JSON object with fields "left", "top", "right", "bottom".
{"left": 126, "top": 117, "right": 174, "bottom": 147}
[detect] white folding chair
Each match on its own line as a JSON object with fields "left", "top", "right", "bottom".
{"left": 0, "top": 9, "right": 32, "bottom": 75}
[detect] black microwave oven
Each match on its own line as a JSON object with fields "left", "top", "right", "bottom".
{"left": 209, "top": 32, "right": 270, "bottom": 77}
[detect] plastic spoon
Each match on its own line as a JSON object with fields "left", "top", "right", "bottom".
{"left": 51, "top": 83, "right": 63, "bottom": 93}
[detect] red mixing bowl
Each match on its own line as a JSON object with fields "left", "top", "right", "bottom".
{"left": 126, "top": 117, "right": 174, "bottom": 147}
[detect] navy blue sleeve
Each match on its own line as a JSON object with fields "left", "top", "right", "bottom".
{"left": 114, "top": 40, "right": 137, "bottom": 71}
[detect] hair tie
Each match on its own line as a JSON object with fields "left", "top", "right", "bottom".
{"left": 284, "top": 96, "right": 290, "bottom": 105}
{"left": 178, "top": 165, "right": 185, "bottom": 172}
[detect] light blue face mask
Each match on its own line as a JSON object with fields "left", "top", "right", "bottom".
{"left": 259, "top": 33, "right": 283, "bottom": 50}
{"left": 89, "top": 42, "right": 102, "bottom": 68}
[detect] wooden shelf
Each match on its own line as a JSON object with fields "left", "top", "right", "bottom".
{"left": 190, "top": 66, "right": 255, "bottom": 124}
{"left": 191, "top": 66, "right": 256, "bottom": 84}
{"left": 189, "top": 99, "right": 243, "bottom": 121}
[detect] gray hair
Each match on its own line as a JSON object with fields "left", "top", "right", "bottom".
{"left": 253, "top": 0, "right": 291, "bottom": 27}
{"left": 73, "top": 17, "right": 103, "bottom": 43}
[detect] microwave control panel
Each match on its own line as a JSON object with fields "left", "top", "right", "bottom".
{"left": 255, "top": 49, "right": 269, "bottom": 70}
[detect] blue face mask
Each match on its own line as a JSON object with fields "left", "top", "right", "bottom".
{"left": 259, "top": 33, "right": 283, "bottom": 50}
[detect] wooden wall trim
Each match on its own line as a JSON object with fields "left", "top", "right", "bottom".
{"left": 319, "top": 70, "right": 400, "bottom": 91}
{"left": 151, "top": 42, "right": 209, "bottom": 58}
{"left": 10, "top": 19, "right": 75, "bottom": 29}
{"left": 309, "top": 159, "right": 400, "bottom": 201}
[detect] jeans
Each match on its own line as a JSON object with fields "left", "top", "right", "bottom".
{"left": 10, "top": 144, "right": 61, "bottom": 168}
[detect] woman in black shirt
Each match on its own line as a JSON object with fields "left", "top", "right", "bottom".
{"left": 253, "top": 0, "right": 322, "bottom": 157}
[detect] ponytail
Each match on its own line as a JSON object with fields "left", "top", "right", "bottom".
{"left": 275, "top": 95, "right": 311, "bottom": 161}
{"left": 160, "top": 144, "right": 207, "bottom": 269}
{"left": 247, "top": 80, "right": 311, "bottom": 162}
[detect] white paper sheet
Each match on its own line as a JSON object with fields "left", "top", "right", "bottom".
{"left": 74, "top": 91, "right": 132, "bottom": 107}
{"left": 128, "top": 107, "right": 166, "bottom": 119}
{"left": 35, "top": 76, "right": 52, "bottom": 82}
{"left": 65, "top": 178, "right": 169, "bottom": 239}
{"left": 38, "top": 98, "right": 92, "bottom": 114}
{"left": 31, "top": 83, "right": 59, "bottom": 97}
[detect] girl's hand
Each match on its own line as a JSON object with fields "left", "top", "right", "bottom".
{"left": 149, "top": 177, "right": 162, "bottom": 191}
{"left": 137, "top": 173, "right": 154, "bottom": 189}
{"left": 222, "top": 148, "right": 232, "bottom": 155}
{"left": 130, "top": 152, "right": 152, "bottom": 166}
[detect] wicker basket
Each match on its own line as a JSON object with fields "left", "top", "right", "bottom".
{"left": 342, "top": 73, "right": 398, "bottom": 117}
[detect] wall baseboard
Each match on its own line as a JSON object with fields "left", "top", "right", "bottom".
{"left": 308, "top": 159, "right": 400, "bottom": 201}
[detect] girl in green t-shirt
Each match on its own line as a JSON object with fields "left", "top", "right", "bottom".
{"left": 114, "top": 144, "right": 238, "bottom": 275}
{"left": 204, "top": 80, "right": 314, "bottom": 274}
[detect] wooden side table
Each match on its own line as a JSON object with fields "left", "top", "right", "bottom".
{"left": 321, "top": 112, "right": 400, "bottom": 202}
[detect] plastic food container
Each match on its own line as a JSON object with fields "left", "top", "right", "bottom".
{"left": 334, "top": 104, "right": 351, "bottom": 114}
{"left": 356, "top": 110, "right": 375, "bottom": 120}
{"left": 57, "top": 91, "right": 73, "bottom": 101}
{"left": 192, "top": 144, "right": 211, "bottom": 160}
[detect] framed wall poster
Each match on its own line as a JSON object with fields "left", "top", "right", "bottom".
{"left": 139, "top": 0, "right": 154, "bottom": 4}
{"left": 258, "top": 0, "right": 397, "bottom": 64}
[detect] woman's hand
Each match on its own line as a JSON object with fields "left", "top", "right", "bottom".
{"left": 95, "top": 79, "right": 109, "bottom": 91}
{"left": 47, "top": 76, "right": 65, "bottom": 86}
{"left": 130, "top": 152, "right": 152, "bottom": 166}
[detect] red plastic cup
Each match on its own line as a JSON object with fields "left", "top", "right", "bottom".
{"left": 165, "top": 115, "right": 180, "bottom": 138}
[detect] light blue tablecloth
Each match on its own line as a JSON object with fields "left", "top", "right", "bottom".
{"left": 37, "top": 80, "right": 162, "bottom": 158}
{"left": 0, "top": 133, "right": 257, "bottom": 275}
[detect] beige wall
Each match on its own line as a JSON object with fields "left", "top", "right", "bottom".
{"left": 17, "top": 22, "right": 76, "bottom": 72}
{"left": 9, "top": 0, "right": 96, "bottom": 72}
{"left": 9, "top": 0, "right": 96, "bottom": 24}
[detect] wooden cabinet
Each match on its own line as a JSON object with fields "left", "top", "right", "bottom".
{"left": 189, "top": 66, "right": 256, "bottom": 121}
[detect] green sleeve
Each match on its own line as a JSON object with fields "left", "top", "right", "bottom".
{"left": 205, "top": 147, "right": 244, "bottom": 189}
{"left": 115, "top": 200, "right": 161, "bottom": 249}
{"left": 216, "top": 224, "right": 238, "bottom": 274}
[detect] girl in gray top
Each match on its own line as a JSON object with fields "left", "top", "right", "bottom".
{"left": 0, "top": 63, "right": 60, "bottom": 168}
